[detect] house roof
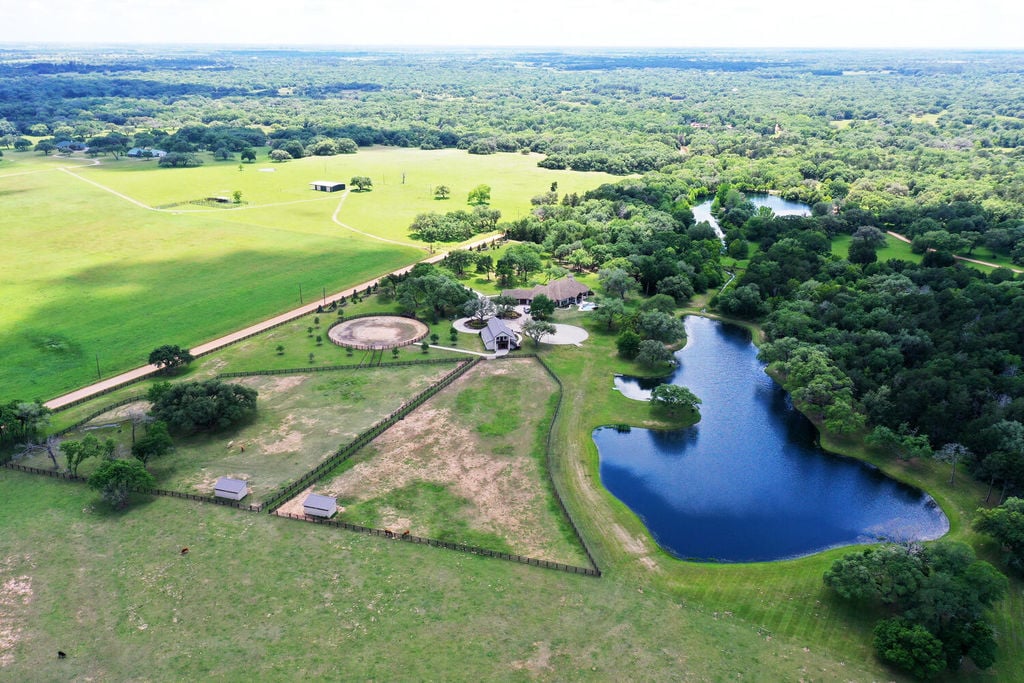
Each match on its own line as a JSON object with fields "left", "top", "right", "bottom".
{"left": 303, "top": 493, "right": 336, "bottom": 510}
{"left": 481, "top": 317, "right": 518, "bottom": 350}
{"left": 214, "top": 477, "right": 247, "bottom": 494}
{"left": 501, "top": 276, "right": 592, "bottom": 303}
{"left": 310, "top": 180, "right": 345, "bottom": 188}
{"left": 544, "top": 276, "right": 591, "bottom": 302}
{"left": 502, "top": 288, "right": 535, "bottom": 300}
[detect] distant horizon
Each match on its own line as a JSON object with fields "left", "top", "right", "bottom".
{"left": 3, "top": 42, "right": 1023, "bottom": 55}
{"left": 5, "top": 0, "right": 1023, "bottom": 52}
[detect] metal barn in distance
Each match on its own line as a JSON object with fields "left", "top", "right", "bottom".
{"left": 310, "top": 180, "right": 346, "bottom": 192}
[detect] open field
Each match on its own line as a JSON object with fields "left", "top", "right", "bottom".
{"left": 832, "top": 233, "right": 1023, "bottom": 273}
{"left": 831, "top": 232, "right": 923, "bottom": 264}
{"left": 286, "top": 358, "right": 588, "bottom": 566}
{"left": 0, "top": 469, "right": 894, "bottom": 681}
{"left": 0, "top": 148, "right": 617, "bottom": 401}
{"left": 40, "top": 299, "right": 468, "bottom": 434}
{"left": 3, "top": 303, "right": 1022, "bottom": 680}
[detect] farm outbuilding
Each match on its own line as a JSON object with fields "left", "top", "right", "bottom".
{"left": 481, "top": 317, "right": 520, "bottom": 352}
{"left": 303, "top": 493, "right": 337, "bottom": 518}
{"left": 310, "top": 180, "right": 346, "bottom": 192}
{"left": 214, "top": 477, "right": 248, "bottom": 501}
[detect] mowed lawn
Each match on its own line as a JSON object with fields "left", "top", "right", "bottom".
{"left": 0, "top": 148, "right": 617, "bottom": 401}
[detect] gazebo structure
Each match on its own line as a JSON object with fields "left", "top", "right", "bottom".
{"left": 213, "top": 477, "right": 248, "bottom": 501}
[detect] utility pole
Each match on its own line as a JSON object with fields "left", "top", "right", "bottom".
{"left": 95, "top": 353, "right": 101, "bottom": 379}
{"left": 299, "top": 283, "right": 303, "bottom": 305}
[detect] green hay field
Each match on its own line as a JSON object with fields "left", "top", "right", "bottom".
{"left": 0, "top": 148, "right": 618, "bottom": 401}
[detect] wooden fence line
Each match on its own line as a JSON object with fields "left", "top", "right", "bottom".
{"left": 47, "top": 306, "right": 393, "bottom": 413}
{"left": 533, "top": 355, "right": 603, "bottom": 577}
{"left": 14, "top": 345, "right": 603, "bottom": 578}
{"left": 52, "top": 394, "right": 147, "bottom": 437}
{"left": 1, "top": 463, "right": 263, "bottom": 511}
{"left": 273, "top": 511, "right": 599, "bottom": 577}
{"left": 261, "top": 358, "right": 479, "bottom": 513}
{"left": 47, "top": 359, "right": 463, "bottom": 440}
{"left": 216, "top": 356, "right": 462, "bottom": 379}
{"left": 2, "top": 462, "right": 87, "bottom": 481}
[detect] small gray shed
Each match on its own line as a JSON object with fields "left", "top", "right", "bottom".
{"left": 214, "top": 477, "right": 248, "bottom": 501}
{"left": 303, "top": 493, "right": 337, "bottom": 518}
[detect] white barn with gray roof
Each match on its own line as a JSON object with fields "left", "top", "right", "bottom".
{"left": 481, "top": 317, "right": 519, "bottom": 352}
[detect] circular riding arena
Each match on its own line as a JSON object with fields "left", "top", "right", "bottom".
{"left": 328, "top": 315, "right": 430, "bottom": 350}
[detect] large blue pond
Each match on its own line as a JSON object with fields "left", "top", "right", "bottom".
{"left": 596, "top": 316, "right": 948, "bottom": 562}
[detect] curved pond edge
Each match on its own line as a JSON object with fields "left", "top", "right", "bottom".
{"left": 597, "top": 313, "right": 953, "bottom": 562}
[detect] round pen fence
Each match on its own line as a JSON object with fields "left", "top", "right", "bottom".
{"left": 327, "top": 313, "right": 429, "bottom": 351}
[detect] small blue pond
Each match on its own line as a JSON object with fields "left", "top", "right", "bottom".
{"left": 596, "top": 316, "right": 948, "bottom": 562}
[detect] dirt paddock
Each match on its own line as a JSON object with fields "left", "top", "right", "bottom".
{"left": 328, "top": 316, "right": 429, "bottom": 350}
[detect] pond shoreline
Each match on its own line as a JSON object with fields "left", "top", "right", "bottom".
{"left": 596, "top": 315, "right": 949, "bottom": 563}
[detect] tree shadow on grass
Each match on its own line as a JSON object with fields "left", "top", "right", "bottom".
{"left": 1, "top": 243, "right": 416, "bottom": 401}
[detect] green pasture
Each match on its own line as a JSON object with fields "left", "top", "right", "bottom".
{"left": 831, "top": 233, "right": 1024, "bottom": 274}
{"left": 41, "top": 298, "right": 466, "bottom": 435}
{"left": 70, "top": 146, "right": 619, "bottom": 244}
{"left": 0, "top": 470, "right": 892, "bottom": 681}
{"left": 3, "top": 295, "right": 1021, "bottom": 679}
{"left": 0, "top": 148, "right": 616, "bottom": 402}
{"left": 964, "top": 245, "right": 1022, "bottom": 272}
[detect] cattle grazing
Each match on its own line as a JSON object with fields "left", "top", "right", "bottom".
{"left": 384, "top": 529, "right": 394, "bottom": 538}
{"left": 401, "top": 530, "right": 410, "bottom": 538}
{"left": 180, "top": 547, "right": 189, "bottom": 555}
{"left": 57, "top": 651, "right": 66, "bottom": 659}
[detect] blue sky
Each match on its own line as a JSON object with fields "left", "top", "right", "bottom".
{"left": 6, "top": 0, "right": 1023, "bottom": 49}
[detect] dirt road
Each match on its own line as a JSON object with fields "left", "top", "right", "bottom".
{"left": 44, "top": 235, "right": 501, "bottom": 410}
